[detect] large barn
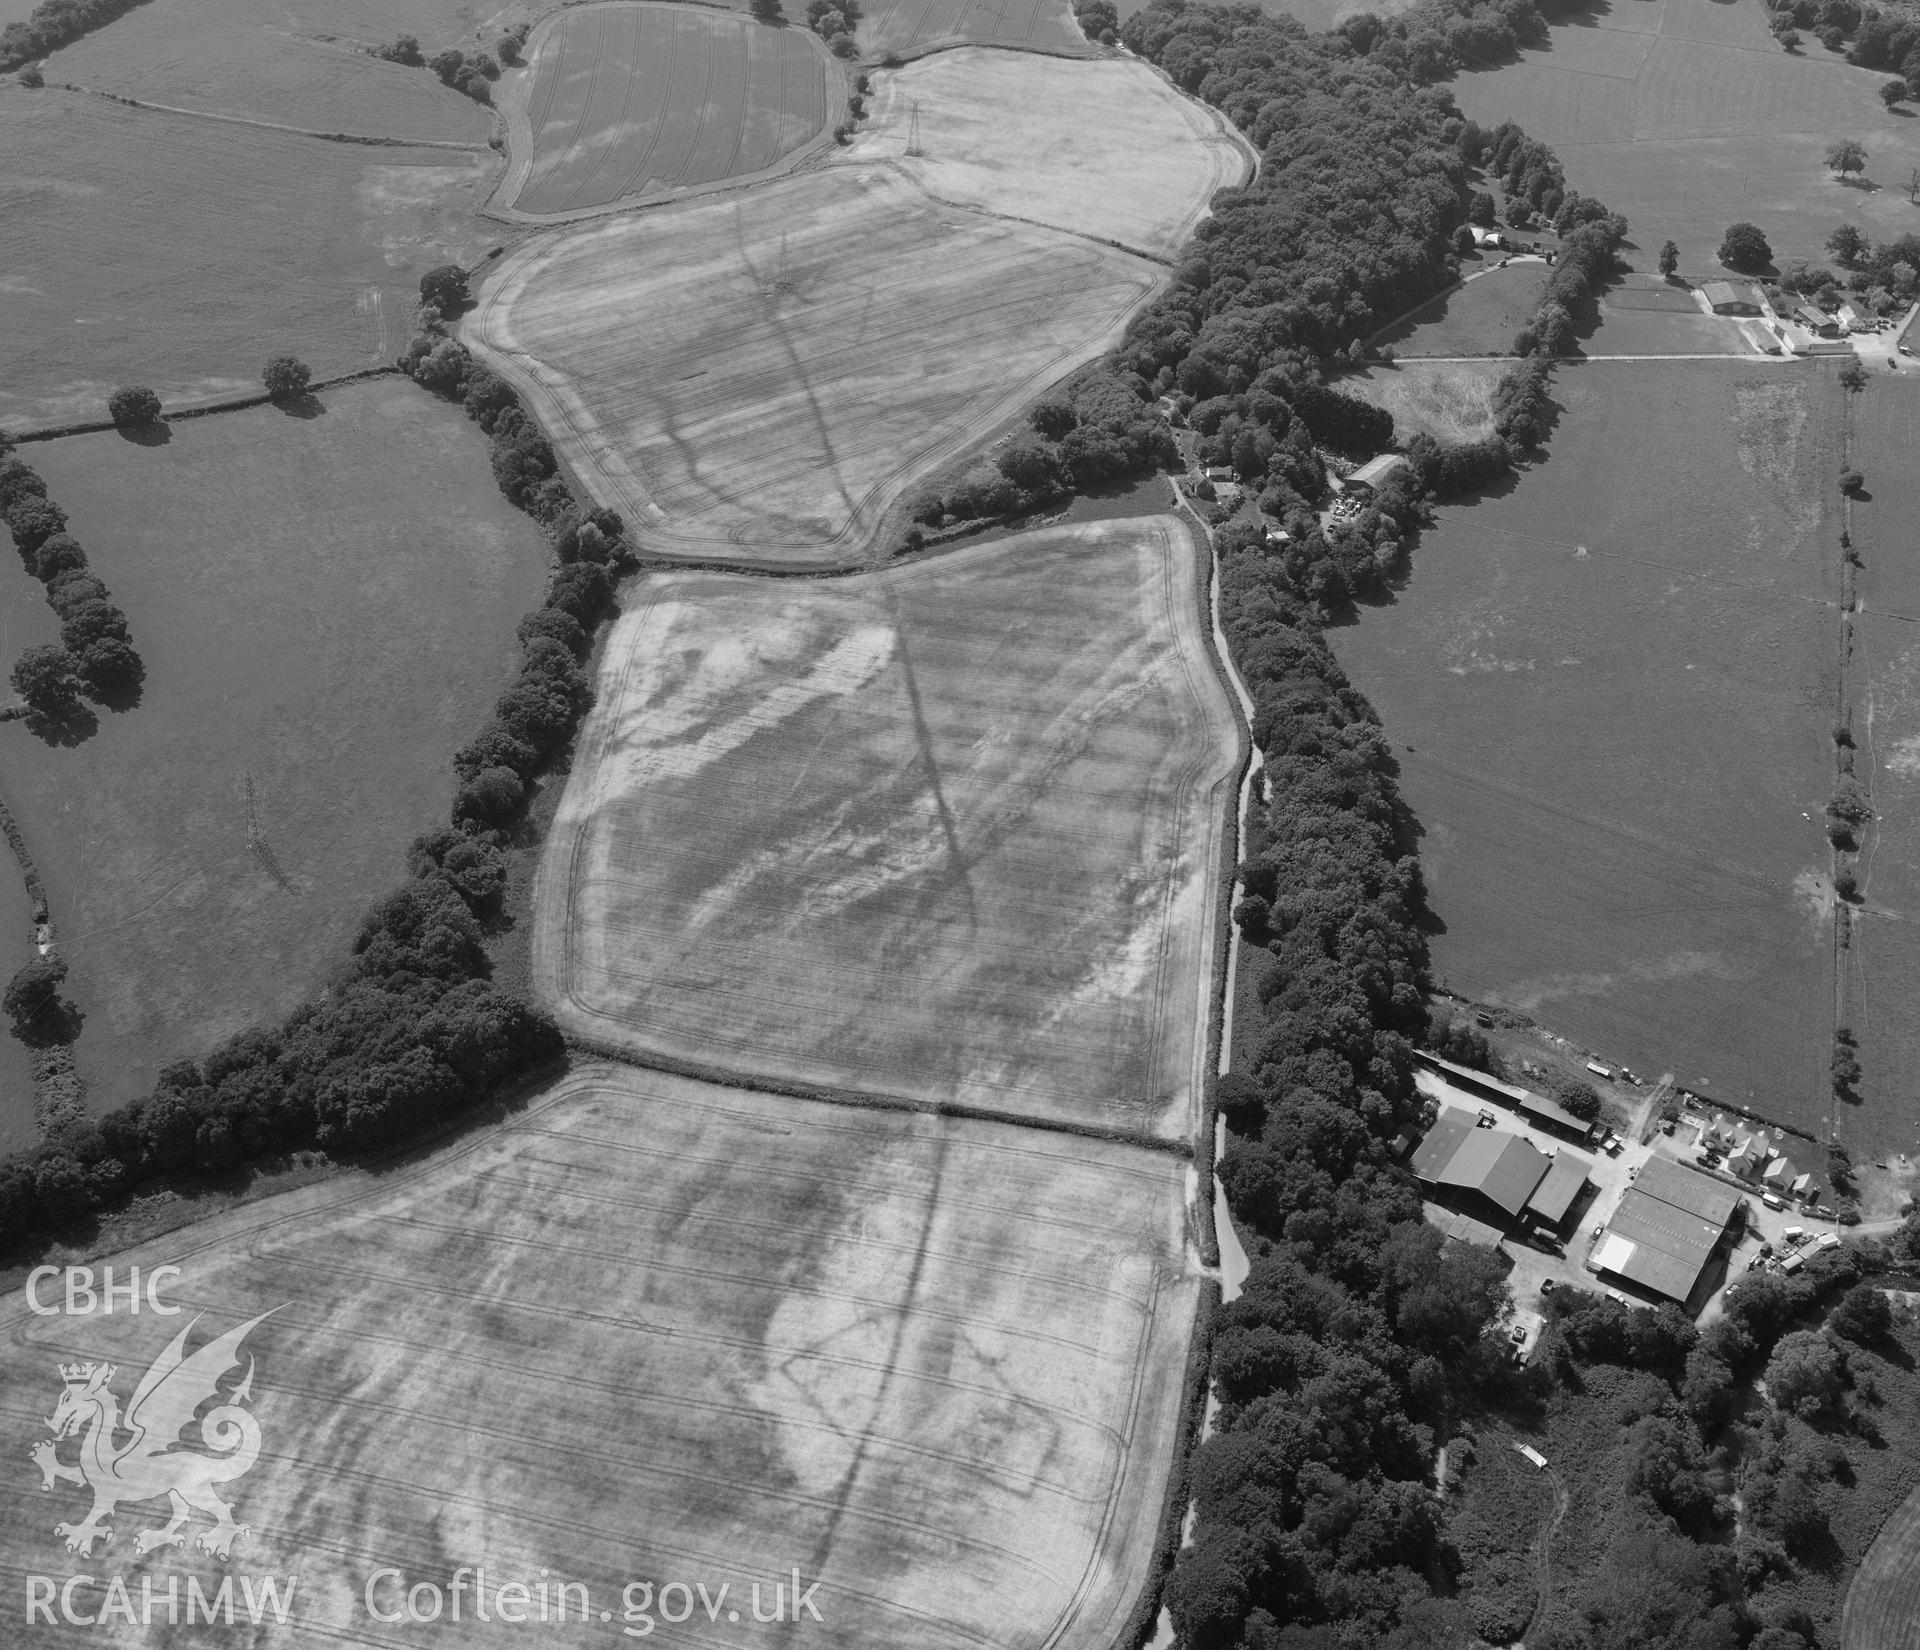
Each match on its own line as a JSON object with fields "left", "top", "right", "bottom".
{"left": 1592, "top": 1156, "right": 1740, "bottom": 1310}
{"left": 1411, "top": 1107, "right": 1593, "bottom": 1234}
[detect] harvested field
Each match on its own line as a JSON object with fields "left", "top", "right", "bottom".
{"left": 1333, "top": 361, "right": 1843, "bottom": 1129}
{"left": 1847, "top": 377, "right": 1920, "bottom": 1160}
{"left": 471, "top": 167, "right": 1163, "bottom": 564}
{"left": 1340, "top": 359, "right": 1507, "bottom": 444}
{"left": 844, "top": 47, "right": 1248, "bottom": 260}
{"left": 858, "top": 0, "right": 1095, "bottom": 59}
{"left": 0, "top": 89, "right": 495, "bottom": 427}
{"left": 534, "top": 518, "right": 1241, "bottom": 1143}
{"left": 1452, "top": 0, "right": 1920, "bottom": 273}
{"left": 1844, "top": 1483, "right": 1920, "bottom": 1650}
{"left": 0, "top": 1063, "right": 1202, "bottom": 1650}
{"left": 0, "top": 380, "right": 550, "bottom": 1112}
{"left": 1377, "top": 261, "right": 1552, "bottom": 357}
{"left": 44, "top": 0, "right": 493, "bottom": 142}
{"left": 501, "top": 3, "right": 832, "bottom": 219}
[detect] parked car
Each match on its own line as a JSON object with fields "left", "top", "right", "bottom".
{"left": 1477, "top": 1109, "right": 1497, "bottom": 1129}
{"left": 1540, "top": 1278, "right": 1556, "bottom": 1294}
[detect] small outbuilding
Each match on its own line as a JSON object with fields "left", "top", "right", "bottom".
{"left": 1795, "top": 305, "right": 1840, "bottom": 336}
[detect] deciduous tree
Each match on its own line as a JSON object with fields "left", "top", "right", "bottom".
{"left": 262, "top": 355, "right": 312, "bottom": 401}
{"left": 1826, "top": 138, "right": 1869, "bottom": 178}
{"left": 1718, "top": 222, "right": 1773, "bottom": 270}
{"left": 106, "top": 385, "right": 162, "bottom": 430}
{"left": 1658, "top": 240, "right": 1679, "bottom": 278}
{"left": 11, "top": 644, "right": 79, "bottom": 719}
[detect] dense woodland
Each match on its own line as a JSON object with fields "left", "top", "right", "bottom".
{"left": 0, "top": 266, "right": 634, "bottom": 1247}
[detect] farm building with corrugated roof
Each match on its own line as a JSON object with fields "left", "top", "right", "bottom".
{"left": 1411, "top": 1108, "right": 1593, "bottom": 1233}
{"left": 1592, "top": 1156, "right": 1740, "bottom": 1310}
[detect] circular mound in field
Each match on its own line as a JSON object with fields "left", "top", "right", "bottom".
{"left": 505, "top": 2, "right": 832, "bottom": 219}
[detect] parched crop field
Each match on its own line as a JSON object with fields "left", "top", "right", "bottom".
{"left": 42, "top": 0, "right": 493, "bottom": 142}
{"left": 471, "top": 167, "right": 1163, "bottom": 564}
{"left": 0, "top": 88, "right": 495, "bottom": 427}
{"left": 1334, "top": 360, "right": 1844, "bottom": 1129}
{"left": 0, "top": 380, "right": 550, "bottom": 1112}
{"left": 858, "top": 0, "right": 1095, "bottom": 59}
{"left": 1846, "top": 377, "right": 1920, "bottom": 1160}
{"left": 0, "top": 1063, "right": 1202, "bottom": 1650}
{"left": 1844, "top": 1482, "right": 1920, "bottom": 1650}
{"left": 534, "top": 518, "right": 1241, "bottom": 1143}
{"left": 844, "top": 48, "right": 1248, "bottom": 260}
{"left": 1451, "top": 0, "right": 1920, "bottom": 274}
{"left": 499, "top": 3, "right": 832, "bottom": 220}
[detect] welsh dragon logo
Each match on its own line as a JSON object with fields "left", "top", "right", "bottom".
{"left": 29, "top": 1309, "right": 280, "bottom": 1561}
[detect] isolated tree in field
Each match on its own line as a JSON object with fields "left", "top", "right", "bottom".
{"left": 106, "top": 385, "right": 162, "bottom": 430}
{"left": 1658, "top": 240, "right": 1679, "bottom": 278}
{"left": 4, "top": 954, "right": 72, "bottom": 1043}
{"left": 1839, "top": 359, "right": 1870, "bottom": 391}
{"left": 419, "top": 264, "right": 470, "bottom": 313}
{"left": 750, "top": 0, "right": 785, "bottom": 19}
{"left": 1718, "top": 222, "right": 1773, "bottom": 270}
{"left": 1826, "top": 138, "right": 1869, "bottom": 179}
{"left": 1826, "top": 224, "right": 1868, "bottom": 265}
{"left": 11, "top": 644, "right": 80, "bottom": 719}
{"left": 1839, "top": 466, "right": 1865, "bottom": 493}
{"left": 262, "top": 355, "right": 312, "bottom": 402}
{"left": 1882, "top": 78, "right": 1908, "bottom": 110}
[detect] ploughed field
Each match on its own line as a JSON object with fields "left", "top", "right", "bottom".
{"left": 1846, "top": 377, "right": 1920, "bottom": 1160}
{"left": 0, "top": 381, "right": 550, "bottom": 1119}
{"left": 533, "top": 518, "right": 1242, "bottom": 1145}
{"left": 0, "top": 1064, "right": 1200, "bottom": 1650}
{"left": 502, "top": 3, "right": 831, "bottom": 219}
{"left": 1450, "top": 0, "right": 1920, "bottom": 273}
{"left": 1333, "top": 361, "right": 1843, "bottom": 1131}
{"left": 0, "top": 90, "right": 494, "bottom": 427}
{"left": 857, "top": 0, "right": 1095, "bottom": 59}
{"left": 472, "top": 167, "right": 1162, "bottom": 564}
{"left": 843, "top": 47, "right": 1248, "bottom": 260}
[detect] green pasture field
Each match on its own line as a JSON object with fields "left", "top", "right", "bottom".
{"left": 1340, "top": 359, "right": 1507, "bottom": 443}
{"left": 1377, "top": 261, "right": 1552, "bottom": 357}
{"left": 501, "top": 3, "right": 830, "bottom": 218}
{"left": 859, "top": 0, "right": 1094, "bottom": 59}
{"left": 45, "top": 0, "right": 493, "bottom": 141}
{"left": 0, "top": 1064, "right": 1201, "bottom": 1650}
{"left": 534, "top": 517, "right": 1241, "bottom": 1144}
{"left": 0, "top": 380, "right": 550, "bottom": 1114}
{"left": 846, "top": 47, "right": 1249, "bottom": 261}
{"left": 1452, "top": 0, "right": 1920, "bottom": 275}
{"left": 1580, "top": 274, "right": 1758, "bottom": 355}
{"left": 1846, "top": 378, "right": 1920, "bottom": 1160}
{"left": 472, "top": 166, "right": 1162, "bottom": 565}
{"left": 1334, "top": 360, "right": 1845, "bottom": 1131}
{"left": 0, "top": 88, "right": 497, "bottom": 428}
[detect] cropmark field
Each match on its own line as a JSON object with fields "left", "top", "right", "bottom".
{"left": 473, "top": 168, "right": 1162, "bottom": 564}
{"left": 844, "top": 47, "right": 1249, "bottom": 259}
{"left": 1333, "top": 360, "right": 1843, "bottom": 1129}
{"left": 1450, "top": 0, "right": 1920, "bottom": 274}
{"left": 0, "top": 1065, "right": 1202, "bottom": 1649}
{"left": 0, "top": 380, "right": 552, "bottom": 1118}
{"left": 535, "top": 518, "right": 1241, "bottom": 1144}
{"left": 497, "top": 3, "right": 834, "bottom": 220}
{"left": 471, "top": 57, "right": 1243, "bottom": 564}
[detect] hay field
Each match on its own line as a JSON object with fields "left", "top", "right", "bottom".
{"left": 44, "top": 0, "right": 493, "bottom": 141}
{"left": 1844, "top": 1484, "right": 1920, "bottom": 1650}
{"left": 1341, "top": 359, "right": 1507, "bottom": 443}
{"left": 1334, "top": 361, "right": 1842, "bottom": 1127}
{"left": 0, "top": 1064, "right": 1201, "bottom": 1650}
{"left": 1377, "top": 261, "right": 1552, "bottom": 357}
{"left": 534, "top": 518, "right": 1240, "bottom": 1143}
{"left": 1452, "top": 0, "right": 1920, "bottom": 272}
{"left": 0, "top": 89, "right": 495, "bottom": 427}
{"left": 842, "top": 47, "right": 1249, "bottom": 260}
{"left": 1847, "top": 378, "right": 1920, "bottom": 1159}
{"left": 0, "top": 381, "right": 550, "bottom": 1111}
{"left": 501, "top": 3, "right": 831, "bottom": 219}
{"left": 859, "top": 0, "right": 1094, "bottom": 58}
{"left": 471, "top": 167, "right": 1162, "bottom": 564}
